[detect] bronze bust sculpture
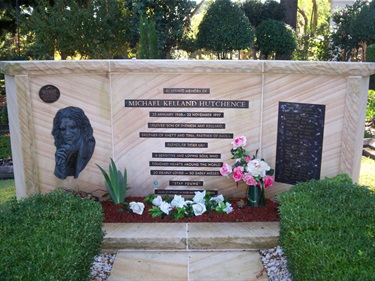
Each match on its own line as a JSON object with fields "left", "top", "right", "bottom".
{"left": 52, "top": 106, "right": 95, "bottom": 179}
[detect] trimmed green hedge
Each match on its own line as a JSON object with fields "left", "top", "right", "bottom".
{"left": 278, "top": 175, "right": 375, "bottom": 280}
{"left": 0, "top": 190, "right": 104, "bottom": 280}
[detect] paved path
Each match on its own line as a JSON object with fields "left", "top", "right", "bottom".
{"left": 102, "top": 222, "right": 279, "bottom": 281}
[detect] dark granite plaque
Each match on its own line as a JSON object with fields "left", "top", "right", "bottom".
{"left": 275, "top": 102, "right": 325, "bottom": 185}
{"left": 125, "top": 99, "right": 249, "bottom": 108}
{"left": 165, "top": 142, "right": 208, "bottom": 148}
{"left": 163, "top": 88, "right": 210, "bottom": 94}
{"left": 149, "top": 112, "right": 224, "bottom": 118}
{"left": 150, "top": 161, "right": 222, "bottom": 167}
{"left": 151, "top": 170, "right": 220, "bottom": 176}
{"left": 155, "top": 189, "right": 218, "bottom": 195}
{"left": 140, "top": 132, "right": 233, "bottom": 139}
{"left": 152, "top": 152, "right": 220, "bottom": 159}
{"left": 39, "top": 85, "right": 60, "bottom": 103}
{"left": 148, "top": 123, "right": 225, "bottom": 129}
{"left": 169, "top": 181, "right": 204, "bottom": 186}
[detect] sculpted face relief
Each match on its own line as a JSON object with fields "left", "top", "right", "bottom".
{"left": 52, "top": 106, "right": 95, "bottom": 180}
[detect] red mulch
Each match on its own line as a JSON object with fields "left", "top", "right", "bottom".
{"left": 101, "top": 197, "right": 280, "bottom": 223}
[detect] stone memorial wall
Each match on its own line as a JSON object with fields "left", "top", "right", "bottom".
{"left": 1, "top": 60, "right": 374, "bottom": 200}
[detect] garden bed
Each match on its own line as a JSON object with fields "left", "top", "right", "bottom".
{"left": 101, "top": 197, "right": 280, "bottom": 223}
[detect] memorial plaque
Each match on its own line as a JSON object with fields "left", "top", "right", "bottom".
{"left": 151, "top": 170, "right": 220, "bottom": 176}
{"left": 150, "top": 161, "right": 222, "bottom": 167}
{"left": 152, "top": 152, "right": 220, "bottom": 159}
{"left": 169, "top": 181, "right": 204, "bottom": 186}
{"left": 150, "top": 112, "right": 224, "bottom": 118}
{"left": 275, "top": 102, "right": 325, "bottom": 185}
{"left": 39, "top": 85, "right": 60, "bottom": 103}
{"left": 163, "top": 88, "right": 210, "bottom": 94}
{"left": 155, "top": 189, "right": 218, "bottom": 196}
{"left": 122, "top": 85, "right": 251, "bottom": 196}
{"left": 148, "top": 123, "right": 225, "bottom": 129}
{"left": 165, "top": 142, "right": 208, "bottom": 148}
{"left": 125, "top": 99, "right": 249, "bottom": 108}
{"left": 140, "top": 132, "right": 233, "bottom": 139}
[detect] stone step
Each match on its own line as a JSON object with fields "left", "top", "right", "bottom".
{"left": 363, "top": 145, "right": 375, "bottom": 160}
{"left": 0, "top": 165, "right": 13, "bottom": 180}
{"left": 102, "top": 222, "right": 280, "bottom": 251}
{"left": 108, "top": 249, "right": 268, "bottom": 281}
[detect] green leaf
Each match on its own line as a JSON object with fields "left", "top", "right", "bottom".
{"left": 96, "top": 158, "right": 127, "bottom": 205}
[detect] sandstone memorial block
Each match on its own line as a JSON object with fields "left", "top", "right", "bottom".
{"left": 1, "top": 60, "right": 374, "bottom": 200}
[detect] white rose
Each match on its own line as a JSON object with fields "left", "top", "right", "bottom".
{"left": 171, "top": 195, "right": 186, "bottom": 208}
{"left": 210, "top": 194, "right": 224, "bottom": 204}
{"left": 193, "top": 190, "right": 206, "bottom": 204}
{"left": 246, "top": 158, "right": 270, "bottom": 178}
{"left": 159, "top": 201, "right": 172, "bottom": 215}
{"left": 223, "top": 202, "right": 233, "bottom": 214}
{"left": 193, "top": 202, "right": 207, "bottom": 216}
{"left": 129, "top": 202, "right": 145, "bottom": 215}
{"left": 152, "top": 195, "right": 163, "bottom": 206}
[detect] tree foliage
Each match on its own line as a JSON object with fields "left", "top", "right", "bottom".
{"left": 124, "top": 0, "right": 195, "bottom": 59}
{"left": 330, "top": 0, "right": 368, "bottom": 61}
{"left": 255, "top": 19, "right": 297, "bottom": 59}
{"left": 20, "top": 0, "right": 130, "bottom": 59}
{"left": 197, "top": 0, "right": 254, "bottom": 59}
{"left": 241, "top": 0, "right": 285, "bottom": 28}
{"left": 138, "top": 17, "right": 159, "bottom": 59}
{"left": 350, "top": 0, "right": 375, "bottom": 47}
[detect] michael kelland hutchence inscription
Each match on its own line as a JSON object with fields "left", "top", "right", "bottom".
{"left": 125, "top": 99, "right": 248, "bottom": 108}
{"left": 124, "top": 92, "right": 250, "bottom": 194}
{"left": 275, "top": 102, "right": 325, "bottom": 185}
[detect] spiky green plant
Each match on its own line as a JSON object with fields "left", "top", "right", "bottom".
{"left": 96, "top": 158, "right": 127, "bottom": 205}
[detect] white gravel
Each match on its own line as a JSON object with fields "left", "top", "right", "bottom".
{"left": 89, "top": 253, "right": 116, "bottom": 281}
{"left": 90, "top": 246, "right": 292, "bottom": 281}
{"left": 260, "top": 246, "right": 293, "bottom": 281}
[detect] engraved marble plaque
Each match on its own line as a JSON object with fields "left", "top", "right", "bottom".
{"left": 275, "top": 102, "right": 325, "bottom": 185}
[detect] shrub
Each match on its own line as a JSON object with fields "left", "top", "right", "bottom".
{"left": 367, "top": 44, "right": 375, "bottom": 90}
{"left": 197, "top": 0, "right": 254, "bottom": 59}
{"left": 277, "top": 175, "right": 375, "bottom": 280}
{"left": 0, "top": 134, "right": 11, "bottom": 159}
{"left": 0, "top": 105, "right": 8, "bottom": 124}
{"left": 255, "top": 19, "right": 297, "bottom": 59}
{"left": 367, "top": 90, "right": 375, "bottom": 122}
{"left": 0, "top": 190, "right": 105, "bottom": 280}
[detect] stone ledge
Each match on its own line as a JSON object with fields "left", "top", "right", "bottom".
{"left": 102, "top": 222, "right": 280, "bottom": 251}
{"left": 0, "top": 166, "right": 14, "bottom": 180}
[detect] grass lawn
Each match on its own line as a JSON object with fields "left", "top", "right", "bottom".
{"left": 1, "top": 156, "right": 375, "bottom": 205}
{"left": 0, "top": 179, "right": 16, "bottom": 209}
{"left": 359, "top": 156, "right": 375, "bottom": 190}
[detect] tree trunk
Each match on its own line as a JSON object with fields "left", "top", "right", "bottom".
{"left": 280, "top": 0, "right": 298, "bottom": 30}
{"left": 279, "top": 0, "right": 298, "bottom": 60}
{"left": 298, "top": 7, "right": 309, "bottom": 34}
{"left": 311, "top": 0, "right": 318, "bottom": 36}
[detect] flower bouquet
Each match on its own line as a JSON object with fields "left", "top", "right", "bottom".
{"left": 128, "top": 190, "right": 234, "bottom": 220}
{"left": 220, "top": 136, "right": 274, "bottom": 207}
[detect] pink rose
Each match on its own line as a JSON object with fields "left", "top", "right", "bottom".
{"left": 231, "top": 136, "right": 247, "bottom": 150}
{"left": 245, "top": 155, "right": 251, "bottom": 163}
{"left": 243, "top": 173, "right": 257, "bottom": 186}
{"left": 233, "top": 166, "right": 244, "bottom": 182}
{"left": 263, "top": 175, "right": 274, "bottom": 189}
{"left": 220, "top": 163, "right": 232, "bottom": 177}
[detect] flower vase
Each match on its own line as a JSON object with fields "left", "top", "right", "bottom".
{"left": 247, "top": 185, "right": 265, "bottom": 207}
